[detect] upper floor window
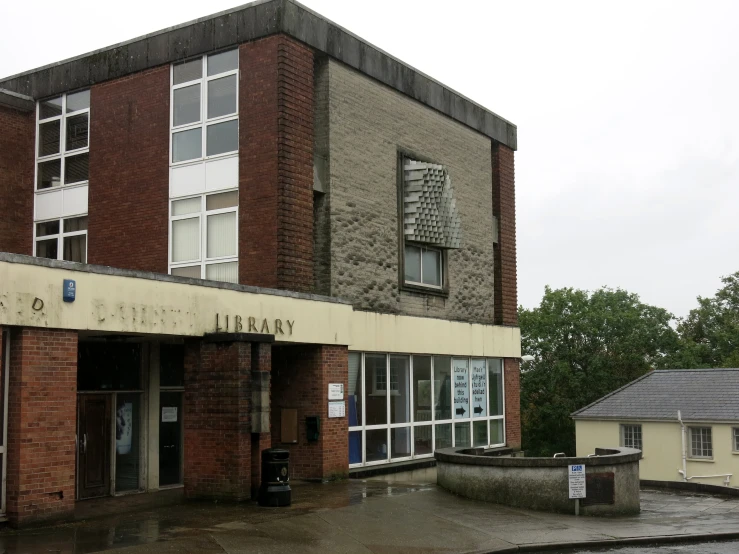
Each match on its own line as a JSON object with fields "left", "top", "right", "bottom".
{"left": 169, "top": 190, "right": 238, "bottom": 283}
{"left": 689, "top": 426, "right": 712, "bottom": 459}
{"left": 620, "top": 424, "right": 642, "bottom": 451}
{"left": 400, "top": 156, "right": 461, "bottom": 292}
{"left": 170, "top": 50, "right": 238, "bottom": 164}
{"left": 36, "top": 90, "right": 90, "bottom": 189}
{"left": 35, "top": 216, "right": 88, "bottom": 263}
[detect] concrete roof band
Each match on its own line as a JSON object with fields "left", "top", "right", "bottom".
{"left": 0, "top": 0, "right": 517, "bottom": 150}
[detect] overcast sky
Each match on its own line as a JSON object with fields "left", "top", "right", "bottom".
{"left": 2, "top": 0, "right": 737, "bottom": 319}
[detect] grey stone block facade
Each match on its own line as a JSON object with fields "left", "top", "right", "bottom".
{"left": 318, "top": 59, "right": 496, "bottom": 324}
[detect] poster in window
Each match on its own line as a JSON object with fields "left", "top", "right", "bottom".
{"left": 453, "top": 359, "right": 469, "bottom": 418}
{"left": 471, "top": 360, "right": 487, "bottom": 418}
{"left": 116, "top": 402, "right": 133, "bottom": 455}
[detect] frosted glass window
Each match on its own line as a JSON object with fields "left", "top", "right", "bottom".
{"left": 173, "top": 84, "right": 200, "bottom": 127}
{"left": 205, "top": 262, "right": 238, "bottom": 283}
{"left": 172, "top": 218, "right": 200, "bottom": 262}
{"left": 172, "top": 128, "right": 202, "bottom": 162}
{"left": 172, "top": 197, "right": 201, "bottom": 216}
{"left": 206, "top": 191, "right": 238, "bottom": 210}
{"left": 207, "top": 50, "right": 238, "bottom": 76}
{"left": 208, "top": 75, "right": 237, "bottom": 119}
{"left": 207, "top": 212, "right": 237, "bottom": 258}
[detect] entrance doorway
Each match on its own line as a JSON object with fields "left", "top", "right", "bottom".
{"left": 77, "top": 394, "right": 111, "bottom": 499}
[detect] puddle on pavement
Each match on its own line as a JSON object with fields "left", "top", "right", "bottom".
{"left": 0, "top": 479, "right": 432, "bottom": 553}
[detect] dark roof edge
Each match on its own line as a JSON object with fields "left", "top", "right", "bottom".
{"left": 0, "top": 89, "right": 34, "bottom": 112}
{"left": 570, "top": 370, "right": 655, "bottom": 418}
{"left": 0, "top": 252, "right": 352, "bottom": 306}
{"left": 0, "top": 0, "right": 517, "bottom": 149}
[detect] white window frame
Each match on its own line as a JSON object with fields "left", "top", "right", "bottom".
{"left": 733, "top": 428, "right": 739, "bottom": 452}
{"left": 620, "top": 424, "right": 642, "bottom": 451}
{"left": 168, "top": 190, "right": 239, "bottom": 281}
{"left": 169, "top": 51, "right": 239, "bottom": 166}
{"left": 689, "top": 426, "right": 713, "bottom": 459}
{"left": 348, "top": 353, "right": 506, "bottom": 469}
{"left": 33, "top": 215, "right": 89, "bottom": 263}
{"left": 35, "top": 92, "right": 90, "bottom": 191}
{"left": 404, "top": 243, "right": 444, "bottom": 290}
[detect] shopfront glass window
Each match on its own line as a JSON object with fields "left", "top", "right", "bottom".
{"left": 115, "top": 393, "right": 141, "bottom": 492}
{"left": 365, "top": 428, "right": 388, "bottom": 463}
{"left": 433, "top": 356, "right": 452, "bottom": 420}
{"left": 435, "top": 423, "right": 452, "bottom": 449}
{"left": 348, "top": 353, "right": 362, "bottom": 465}
{"left": 391, "top": 427, "right": 411, "bottom": 459}
{"left": 413, "top": 356, "right": 432, "bottom": 423}
{"left": 488, "top": 359, "right": 503, "bottom": 416}
{"left": 454, "top": 422, "right": 471, "bottom": 447}
{"left": 389, "top": 356, "right": 410, "bottom": 424}
{"left": 452, "top": 358, "right": 470, "bottom": 419}
{"left": 365, "top": 354, "right": 387, "bottom": 425}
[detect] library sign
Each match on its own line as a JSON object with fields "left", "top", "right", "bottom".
{"left": 215, "top": 314, "right": 295, "bottom": 336}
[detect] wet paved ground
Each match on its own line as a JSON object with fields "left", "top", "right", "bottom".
{"left": 556, "top": 540, "right": 739, "bottom": 553}
{"left": 2, "top": 480, "right": 739, "bottom": 553}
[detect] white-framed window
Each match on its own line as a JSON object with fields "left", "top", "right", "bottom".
{"left": 34, "top": 216, "right": 88, "bottom": 263}
{"left": 169, "top": 190, "right": 238, "bottom": 283}
{"left": 689, "top": 427, "right": 713, "bottom": 459}
{"left": 348, "top": 353, "right": 505, "bottom": 467}
{"left": 36, "top": 90, "right": 90, "bottom": 190}
{"left": 620, "top": 424, "right": 642, "bottom": 451}
{"left": 404, "top": 244, "right": 443, "bottom": 288}
{"left": 170, "top": 50, "right": 238, "bottom": 165}
{"left": 733, "top": 428, "right": 739, "bottom": 452}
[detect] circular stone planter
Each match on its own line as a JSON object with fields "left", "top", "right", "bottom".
{"left": 435, "top": 446, "right": 641, "bottom": 516}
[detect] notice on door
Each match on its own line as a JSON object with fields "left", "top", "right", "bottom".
{"left": 453, "top": 359, "right": 469, "bottom": 418}
{"left": 162, "top": 407, "right": 178, "bottom": 423}
{"left": 471, "top": 360, "right": 487, "bottom": 418}
{"left": 568, "top": 464, "right": 586, "bottom": 499}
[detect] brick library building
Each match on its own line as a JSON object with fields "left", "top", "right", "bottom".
{"left": 0, "top": 0, "right": 521, "bottom": 527}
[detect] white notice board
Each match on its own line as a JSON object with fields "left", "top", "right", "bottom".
{"left": 328, "top": 383, "right": 344, "bottom": 400}
{"left": 328, "top": 401, "right": 345, "bottom": 418}
{"left": 568, "top": 464, "right": 586, "bottom": 499}
{"left": 470, "top": 360, "right": 487, "bottom": 417}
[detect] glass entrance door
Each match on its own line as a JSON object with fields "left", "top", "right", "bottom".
{"left": 159, "top": 392, "right": 183, "bottom": 486}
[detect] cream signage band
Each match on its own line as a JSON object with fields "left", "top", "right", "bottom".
{"left": 215, "top": 314, "right": 295, "bottom": 335}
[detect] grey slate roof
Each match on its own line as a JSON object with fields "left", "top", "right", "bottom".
{"left": 572, "top": 369, "right": 739, "bottom": 422}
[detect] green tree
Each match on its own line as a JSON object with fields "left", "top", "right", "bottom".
{"left": 668, "top": 271, "right": 739, "bottom": 369}
{"left": 520, "top": 286, "right": 680, "bottom": 457}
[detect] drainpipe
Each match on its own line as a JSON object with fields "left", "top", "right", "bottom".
{"left": 678, "top": 410, "right": 687, "bottom": 482}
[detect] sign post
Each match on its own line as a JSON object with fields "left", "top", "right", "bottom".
{"left": 568, "top": 464, "right": 586, "bottom": 515}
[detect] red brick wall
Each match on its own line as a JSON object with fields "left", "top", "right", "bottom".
{"left": 0, "top": 105, "right": 34, "bottom": 255}
{"left": 271, "top": 344, "right": 348, "bottom": 479}
{"left": 88, "top": 66, "right": 169, "bottom": 272}
{"left": 492, "top": 143, "right": 517, "bottom": 326}
{"left": 504, "top": 358, "right": 521, "bottom": 450}
{"left": 6, "top": 328, "right": 77, "bottom": 527}
{"left": 239, "top": 35, "right": 314, "bottom": 292}
{"left": 183, "top": 339, "right": 252, "bottom": 500}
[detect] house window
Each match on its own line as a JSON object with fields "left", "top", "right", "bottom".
{"left": 170, "top": 50, "right": 238, "bottom": 164}
{"left": 34, "top": 216, "right": 88, "bottom": 263}
{"left": 36, "top": 90, "right": 90, "bottom": 189}
{"left": 169, "top": 191, "right": 238, "bottom": 283}
{"left": 404, "top": 245, "right": 442, "bottom": 287}
{"left": 400, "top": 156, "right": 461, "bottom": 291}
{"left": 620, "top": 424, "right": 642, "bottom": 451}
{"left": 689, "top": 427, "right": 713, "bottom": 459}
{"left": 734, "top": 428, "right": 739, "bottom": 452}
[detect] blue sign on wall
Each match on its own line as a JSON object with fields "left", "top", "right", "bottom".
{"left": 63, "top": 279, "right": 76, "bottom": 303}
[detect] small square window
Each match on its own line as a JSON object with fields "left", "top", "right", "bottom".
{"left": 36, "top": 238, "right": 58, "bottom": 259}
{"left": 38, "top": 120, "right": 61, "bottom": 157}
{"left": 404, "top": 244, "right": 442, "bottom": 288}
{"left": 207, "top": 50, "right": 238, "bottom": 76}
{"left": 207, "top": 75, "right": 237, "bottom": 119}
{"left": 173, "top": 58, "right": 202, "bottom": 85}
{"left": 39, "top": 97, "right": 63, "bottom": 120}
{"left": 172, "top": 128, "right": 202, "bottom": 163}
{"left": 66, "top": 113, "right": 89, "bottom": 151}
{"left": 64, "top": 153, "right": 89, "bottom": 184}
{"left": 66, "top": 90, "right": 90, "bottom": 113}
{"left": 63, "top": 234, "right": 86, "bottom": 263}
{"left": 206, "top": 120, "right": 238, "bottom": 156}
{"left": 620, "top": 424, "right": 642, "bottom": 451}
{"left": 38, "top": 159, "right": 61, "bottom": 189}
{"left": 173, "top": 84, "right": 201, "bottom": 127}
{"left": 689, "top": 427, "right": 713, "bottom": 459}
{"left": 36, "top": 220, "right": 60, "bottom": 237}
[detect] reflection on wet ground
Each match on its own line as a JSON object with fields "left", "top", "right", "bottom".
{"left": 553, "top": 539, "right": 739, "bottom": 553}
{"left": 0, "top": 480, "right": 434, "bottom": 554}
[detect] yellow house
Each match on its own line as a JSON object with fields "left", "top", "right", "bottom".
{"left": 573, "top": 369, "right": 739, "bottom": 488}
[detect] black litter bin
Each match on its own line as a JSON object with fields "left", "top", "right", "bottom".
{"left": 258, "top": 448, "right": 291, "bottom": 507}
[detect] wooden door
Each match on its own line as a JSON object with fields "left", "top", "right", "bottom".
{"left": 77, "top": 395, "right": 111, "bottom": 499}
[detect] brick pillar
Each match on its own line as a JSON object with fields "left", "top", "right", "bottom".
{"left": 0, "top": 105, "right": 34, "bottom": 256}
{"left": 271, "top": 344, "right": 348, "bottom": 480}
{"left": 183, "top": 338, "right": 252, "bottom": 500}
{"left": 6, "top": 328, "right": 77, "bottom": 527}
{"left": 250, "top": 342, "right": 272, "bottom": 498}
{"left": 239, "top": 35, "right": 315, "bottom": 292}
{"left": 492, "top": 143, "right": 517, "bottom": 326}
{"left": 504, "top": 358, "right": 521, "bottom": 450}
